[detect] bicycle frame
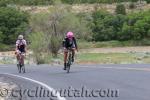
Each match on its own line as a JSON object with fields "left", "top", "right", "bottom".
{"left": 18, "top": 52, "right": 25, "bottom": 73}
{"left": 66, "top": 48, "right": 72, "bottom": 73}
{"left": 19, "top": 53, "right": 23, "bottom": 65}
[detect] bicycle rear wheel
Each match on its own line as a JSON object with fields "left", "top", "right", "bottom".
{"left": 22, "top": 65, "right": 25, "bottom": 73}
{"left": 67, "top": 53, "right": 72, "bottom": 73}
{"left": 18, "top": 64, "right": 21, "bottom": 73}
{"left": 66, "top": 63, "right": 70, "bottom": 73}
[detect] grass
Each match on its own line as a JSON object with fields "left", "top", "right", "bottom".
{"left": 1, "top": 39, "right": 150, "bottom": 64}
{"left": 1, "top": 52, "right": 150, "bottom": 64}
{"left": 0, "top": 39, "right": 150, "bottom": 51}
{"left": 40, "top": 52, "right": 144, "bottom": 64}
{"left": 78, "top": 39, "right": 150, "bottom": 49}
{"left": 24, "top": 52, "right": 138, "bottom": 64}
{"left": 76, "top": 53, "right": 150, "bottom": 64}
{"left": 34, "top": 52, "right": 150, "bottom": 64}
{"left": 0, "top": 43, "right": 14, "bottom": 51}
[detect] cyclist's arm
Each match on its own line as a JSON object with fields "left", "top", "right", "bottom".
{"left": 15, "top": 45, "right": 18, "bottom": 51}
{"left": 62, "top": 39, "right": 65, "bottom": 47}
{"left": 63, "top": 38, "right": 67, "bottom": 49}
{"left": 24, "top": 40, "right": 27, "bottom": 53}
{"left": 73, "top": 37, "right": 78, "bottom": 51}
{"left": 15, "top": 40, "right": 19, "bottom": 51}
{"left": 24, "top": 45, "right": 27, "bottom": 53}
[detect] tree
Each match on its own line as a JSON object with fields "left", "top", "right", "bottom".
{"left": 0, "top": 0, "right": 8, "bottom": 7}
{"left": 29, "top": 32, "right": 48, "bottom": 64}
{"left": 92, "top": 10, "right": 127, "bottom": 41}
{"left": 0, "top": 7, "right": 29, "bottom": 45}
{"left": 119, "top": 23, "right": 133, "bottom": 40}
{"left": 29, "top": 2, "right": 90, "bottom": 61}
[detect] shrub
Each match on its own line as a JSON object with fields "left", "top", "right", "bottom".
{"left": 91, "top": 10, "right": 150, "bottom": 42}
{"left": 129, "top": 2, "right": 136, "bottom": 9}
{"left": 29, "top": 3, "right": 90, "bottom": 60}
{"left": 115, "top": 4, "right": 126, "bottom": 15}
{"left": 0, "top": 0, "right": 7, "bottom": 7}
{"left": 0, "top": 7, "right": 29, "bottom": 45}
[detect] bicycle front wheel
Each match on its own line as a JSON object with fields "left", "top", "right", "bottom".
{"left": 22, "top": 65, "right": 25, "bottom": 73}
{"left": 67, "top": 63, "right": 70, "bottom": 73}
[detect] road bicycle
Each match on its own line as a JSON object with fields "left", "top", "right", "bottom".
{"left": 66, "top": 47, "right": 73, "bottom": 73}
{"left": 17, "top": 52, "right": 25, "bottom": 73}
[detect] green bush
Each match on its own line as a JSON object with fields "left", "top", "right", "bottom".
{"left": 115, "top": 4, "right": 126, "bottom": 15}
{"left": 91, "top": 10, "right": 150, "bottom": 42}
{"left": 0, "top": 7, "right": 29, "bottom": 45}
{"left": 140, "top": 38, "right": 150, "bottom": 45}
{"left": 0, "top": 43, "right": 13, "bottom": 51}
{"left": 145, "top": 0, "right": 150, "bottom": 3}
{"left": 0, "top": 0, "right": 8, "bottom": 7}
{"left": 29, "top": 4, "right": 90, "bottom": 60}
{"left": 119, "top": 23, "right": 133, "bottom": 40}
{"left": 29, "top": 32, "right": 48, "bottom": 64}
{"left": 92, "top": 11, "right": 127, "bottom": 41}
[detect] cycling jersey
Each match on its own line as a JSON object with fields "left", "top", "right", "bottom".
{"left": 63, "top": 37, "right": 77, "bottom": 49}
{"left": 16, "top": 39, "right": 27, "bottom": 53}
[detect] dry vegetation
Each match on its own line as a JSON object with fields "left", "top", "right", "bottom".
{"left": 18, "top": 2, "right": 150, "bottom": 14}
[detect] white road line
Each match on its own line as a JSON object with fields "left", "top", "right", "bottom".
{"left": 3, "top": 73, "right": 66, "bottom": 100}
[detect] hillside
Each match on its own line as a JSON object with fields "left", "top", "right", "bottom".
{"left": 18, "top": 2, "right": 150, "bottom": 14}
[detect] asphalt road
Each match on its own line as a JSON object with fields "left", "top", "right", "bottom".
{"left": 0, "top": 64, "right": 150, "bottom": 100}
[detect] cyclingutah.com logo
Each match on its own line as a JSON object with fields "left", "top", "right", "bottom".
{"left": 0, "top": 86, "right": 119, "bottom": 99}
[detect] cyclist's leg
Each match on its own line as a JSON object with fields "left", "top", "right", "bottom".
{"left": 16, "top": 50, "right": 20, "bottom": 64}
{"left": 64, "top": 48, "right": 68, "bottom": 70}
{"left": 21, "top": 53, "right": 25, "bottom": 66}
{"left": 71, "top": 48, "right": 75, "bottom": 62}
{"left": 71, "top": 43, "right": 76, "bottom": 62}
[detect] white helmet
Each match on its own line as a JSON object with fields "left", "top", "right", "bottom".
{"left": 18, "top": 35, "right": 23, "bottom": 40}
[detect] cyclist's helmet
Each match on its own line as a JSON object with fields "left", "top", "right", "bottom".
{"left": 66, "top": 31, "right": 74, "bottom": 38}
{"left": 18, "top": 35, "right": 23, "bottom": 40}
